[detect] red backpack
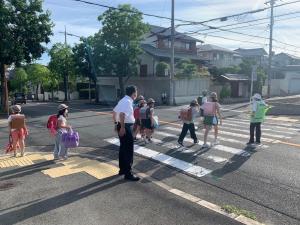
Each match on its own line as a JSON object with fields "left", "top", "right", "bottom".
{"left": 47, "top": 115, "right": 58, "bottom": 136}
{"left": 179, "top": 107, "right": 192, "bottom": 121}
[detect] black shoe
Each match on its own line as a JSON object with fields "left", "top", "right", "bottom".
{"left": 178, "top": 141, "right": 184, "bottom": 147}
{"left": 247, "top": 142, "right": 254, "bottom": 145}
{"left": 194, "top": 139, "right": 199, "bottom": 144}
{"left": 124, "top": 174, "right": 140, "bottom": 181}
{"left": 118, "top": 170, "right": 125, "bottom": 176}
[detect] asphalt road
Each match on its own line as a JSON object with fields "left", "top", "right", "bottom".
{"left": 1, "top": 101, "right": 300, "bottom": 225}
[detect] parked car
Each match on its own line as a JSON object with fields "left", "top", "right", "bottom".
{"left": 13, "top": 93, "right": 27, "bottom": 104}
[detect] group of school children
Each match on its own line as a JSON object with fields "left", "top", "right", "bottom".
{"left": 178, "top": 91, "right": 222, "bottom": 149}
{"left": 6, "top": 91, "right": 267, "bottom": 159}
{"left": 132, "top": 95, "right": 158, "bottom": 144}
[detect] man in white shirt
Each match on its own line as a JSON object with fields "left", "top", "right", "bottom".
{"left": 113, "top": 85, "right": 139, "bottom": 181}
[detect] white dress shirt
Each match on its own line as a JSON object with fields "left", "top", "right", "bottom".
{"left": 113, "top": 95, "right": 135, "bottom": 124}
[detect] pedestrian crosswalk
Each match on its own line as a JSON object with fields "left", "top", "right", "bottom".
{"left": 104, "top": 117, "right": 299, "bottom": 179}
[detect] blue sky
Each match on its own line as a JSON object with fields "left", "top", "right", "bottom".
{"left": 37, "top": 0, "right": 300, "bottom": 64}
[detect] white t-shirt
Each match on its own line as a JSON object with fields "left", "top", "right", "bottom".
{"left": 113, "top": 95, "right": 135, "bottom": 124}
{"left": 58, "top": 115, "right": 67, "bottom": 132}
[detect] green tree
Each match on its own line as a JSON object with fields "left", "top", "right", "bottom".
{"left": 10, "top": 68, "right": 28, "bottom": 93}
{"left": 156, "top": 62, "right": 169, "bottom": 77}
{"left": 26, "top": 64, "right": 51, "bottom": 101}
{"left": 72, "top": 37, "right": 100, "bottom": 102}
{"left": 0, "top": 0, "right": 53, "bottom": 111}
{"left": 98, "top": 4, "right": 149, "bottom": 96}
{"left": 48, "top": 43, "right": 76, "bottom": 101}
{"left": 175, "top": 59, "right": 198, "bottom": 78}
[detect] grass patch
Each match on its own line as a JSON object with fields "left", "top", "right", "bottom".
{"left": 222, "top": 205, "right": 257, "bottom": 221}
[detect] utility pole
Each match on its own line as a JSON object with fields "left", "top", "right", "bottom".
{"left": 63, "top": 26, "right": 69, "bottom": 102}
{"left": 267, "top": 0, "right": 275, "bottom": 98}
{"left": 169, "top": 0, "right": 175, "bottom": 105}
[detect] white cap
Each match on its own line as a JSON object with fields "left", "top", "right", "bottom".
{"left": 253, "top": 93, "right": 262, "bottom": 100}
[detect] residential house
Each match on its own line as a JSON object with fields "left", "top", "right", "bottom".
{"left": 271, "top": 65, "right": 300, "bottom": 95}
{"left": 139, "top": 25, "right": 207, "bottom": 77}
{"left": 273, "top": 53, "right": 300, "bottom": 67}
{"left": 234, "top": 48, "right": 268, "bottom": 67}
{"left": 197, "top": 44, "right": 242, "bottom": 68}
{"left": 98, "top": 25, "right": 210, "bottom": 104}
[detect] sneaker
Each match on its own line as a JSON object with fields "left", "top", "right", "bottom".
{"left": 201, "top": 143, "right": 210, "bottom": 149}
{"left": 213, "top": 139, "right": 220, "bottom": 145}
{"left": 178, "top": 141, "right": 184, "bottom": 147}
{"left": 255, "top": 142, "right": 262, "bottom": 146}
{"left": 193, "top": 140, "right": 199, "bottom": 144}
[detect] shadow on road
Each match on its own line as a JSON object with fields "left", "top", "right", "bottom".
{"left": 0, "top": 175, "right": 122, "bottom": 225}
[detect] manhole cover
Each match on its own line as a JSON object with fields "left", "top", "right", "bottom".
{"left": 0, "top": 182, "right": 17, "bottom": 191}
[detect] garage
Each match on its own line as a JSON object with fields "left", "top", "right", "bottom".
{"left": 288, "top": 79, "right": 300, "bottom": 94}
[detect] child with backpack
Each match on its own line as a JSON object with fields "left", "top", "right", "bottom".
{"left": 178, "top": 99, "right": 199, "bottom": 146}
{"left": 133, "top": 99, "right": 146, "bottom": 141}
{"left": 53, "top": 104, "right": 71, "bottom": 160}
{"left": 247, "top": 93, "right": 268, "bottom": 146}
{"left": 140, "top": 98, "right": 156, "bottom": 144}
{"left": 8, "top": 105, "right": 28, "bottom": 157}
{"left": 201, "top": 92, "right": 222, "bottom": 148}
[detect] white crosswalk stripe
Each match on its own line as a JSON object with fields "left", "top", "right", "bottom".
{"left": 224, "top": 118, "right": 300, "bottom": 131}
{"left": 104, "top": 116, "right": 294, "bottom": 179}
{"left": 225, "top": 117, "right": 297, "bottom": 128}
{"left": 105, "top": 137, "right": 212, "bottom": 178}
{"left": 156, "top": 131, "right": 251, "bottom": 157}
{"left": 220, "top": 125, "right": 290, "bottom": 139}
{"left": 221, "top": 121, "right": 296, "bottom": 135}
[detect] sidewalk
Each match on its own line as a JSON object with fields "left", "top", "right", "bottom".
{"left": 0, "top": 150, "right": 263, "bottom": 225}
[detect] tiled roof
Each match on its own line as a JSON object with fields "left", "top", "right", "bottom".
{"left": 197, "top": 44, "right": 236, "bottom": 54}
{"left": 141, "top": 44, "right": 206, "bottom": 62}
{"left": 234, "top": 48, "right": 268, "bottom": 56}
{"left": 148, "top": 25, "right": 203, "bottom": 43}
{"left": 221, "top": 73, "right": 249, "bottom": 81}
{"left": 274, "top": 53, "right": 300, "bottom": 60}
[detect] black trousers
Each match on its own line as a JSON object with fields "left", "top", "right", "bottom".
{"left": 178, "top": 123, "right": 197, "bottom": 142}
{"left": 118, "top": 123, "right": 134, "bottom": 175}
{"left": 250, "top": 122, "right": 261, "bottom": 143}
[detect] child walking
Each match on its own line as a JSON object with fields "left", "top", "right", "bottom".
{"left": 8, "top": 105, "right": 28, "bottom": 157}
{"left": 141, "top": 98, "right": 156, "bottom": 144}
{"left": 202, "top": 92, "right": 222, "bottom": 148}
{"left": 178, "top": 99, "right": 199, "bottom": 146}
{"left": 133, "top": 99, "right": 146, "bottom": 141}
{"left": 53, "top": 104, "right": 71, "bottom": 160}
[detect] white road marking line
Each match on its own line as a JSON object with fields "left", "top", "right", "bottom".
{"left": 160, "top": 127, "right": 269, "bottom": 149}
{"left": 225, "top": 118, "right": 299, "bottom": 130}
{"left": 220, "top": 125, "right": 290, "bottom": 139}
{"left": 221, "top": 122, "right": 296, "bottom": 135}
{"left": 67, "top": 152, "right": 264, "bottom": 225}
{"left": 206, "top": 155, "right": 228, "bottom": 163}
{"left": 157, "top": 130, "right": 251, "bottom": 157}
{"left": 151, "top": 137, "right": 227, "bottom": 163}
{"left": 105, "top": 138, "right": 212, "bottom": 178}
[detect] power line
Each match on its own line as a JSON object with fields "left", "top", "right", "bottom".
{"left": 185, "top": 11, "right": 300, "bottom": 33}
{"left": 202, "top": 13, "right": 300, "bottom": 34}
{"left": 194, "top": 33, "right": 300, "bottom": 55}
{"left": 70, "top": 0, "right": 300, "bottom": 26}
{"left": 179, "top": 0, "right": 300, "bottom": 26}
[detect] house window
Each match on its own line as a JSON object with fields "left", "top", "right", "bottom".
{"left": 185, "top": 43, "right": 191, "bottom": 50}
{"left": 162, "top": 39, "right": 171, "bottom": 48}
